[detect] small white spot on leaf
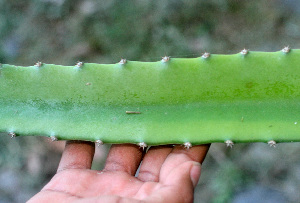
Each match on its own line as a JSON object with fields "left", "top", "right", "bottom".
{"left": 240, "top": 49, "right": 249, "bottom": 55}
{"left": 225, "top": 140, "right": 234, "bottom": 148}
{"left": 8, "top": 132, "right": 16, "bottom": 138}
{"left": 268, "top": 140, "right": 276, "bottom": 147}
{"left": 161, "top": 56, "right": 170, "bottom": 63}
{"left": 119, "top": 59, "right": 127, "bottom": 64}
{"left": 281, "top": 46, "right": 290, "bottom": 53}
{"left": 95, "top": 140, "right": 103, "bottom": 147}
{"left": 50, "top": 135, "right": 58, "bottom": 142}
{"left": 138, "top": 142, "right": 147, "bottom": 150}
{"left": 183, "top": 142, "right": 192, "bottom": 149}
{"left": 76, "top": 61, "right": 84, "bottom": 68}
{"left": 201, "top": 52, "right": 210, "bottom": 59}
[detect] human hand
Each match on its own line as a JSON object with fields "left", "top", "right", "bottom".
{"left": 28, "top": 141, "right": 209, "bottom": 203}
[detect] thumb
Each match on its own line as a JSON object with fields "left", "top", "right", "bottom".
{"left": 190, "top": 162, "right": 202, "bottom": 187}
{"left": 164, "top": 161, "right": 201, "bottom": 188}
{"left": 157, "top": 159, "right": 201, "bottom": 203}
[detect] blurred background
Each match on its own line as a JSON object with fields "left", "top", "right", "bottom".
{"left": 0, "top": 0, "right": 300, "bottom": 202}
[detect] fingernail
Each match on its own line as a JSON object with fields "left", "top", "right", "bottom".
{"left": 190, "top": 162, "right": 201, "bottom": 187}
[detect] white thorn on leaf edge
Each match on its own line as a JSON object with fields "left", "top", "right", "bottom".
{"left": 50, "top": 135, "right": 58, "bottom": 142}
{"left": 201, "top": 52, "right": 210, "bottom": 59}
{"left": 34, "top": 61, "right": 43, "bottom": 67}
{"left": 9, "top": 132, "right": 16, "bottom": 138}
{"left": 119, "top": 58, "right": 127, "bottom": 64}
{"left": 240, "top": 49, "right": 249, "bottom": 55}
{"left": 183, "top": 142, "right": 192, "bottom": 149}
{"left": 268, "top": 140, "right": 276, "bottom": 147}
{"left": 225, "top": 140, "right": 234, "bottom": 148}
{"left": 138, "top": 142, "right": 147, "bottom": 150}
{"left": 95, "top": 140, "right": 103, "bottom": 147}
{"left": 76, "top": 61, "right": 84, "bottom": 68}
{"left": 161, "top": 56, "right": 170, "bottom": 63}
{"left": 281, "top": 46, "right": 290, "bottom": 53}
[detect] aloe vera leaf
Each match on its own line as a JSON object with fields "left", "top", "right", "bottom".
{"left": 0, "top": 49, "right": 299, "bottom": 145}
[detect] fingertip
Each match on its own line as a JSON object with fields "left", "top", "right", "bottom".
{"left": 190, "top": 162, "right": 201, "bottom": 187}
{"left": 138, "top": 145, "right": 173, "bottom": 182}
{"left": 104, "top": 144, "right": 144, "bottom": 175}
{"left": 159, "top": 160, "right": 199, "bottom": 203}
{"left": 163, "top": 160, "right": 197, "bottom": 188}
{"left": 57, "top": 140, "right": 95, "bottom": 172}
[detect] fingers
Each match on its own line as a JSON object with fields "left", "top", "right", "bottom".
{"left": 137, "top": 145, "right": 173, "bottom": 182}
{"left": 150, "top": 161, "right": 201, "bottom": 203}
{"left": 160, "top": 144, "right": 209, "bottom": 185}
{"left": 103, "top": 144, "right": 144, "bottom": 175}
{"left": 57, "top": 141, "right": 95, "bottom": 173}
{"left": 138, "top": 144, "right": 210, "bottom": 182}
{"left": 148, "top": 145, "right": 209, "bottom": 203}
{"left": 160, "top": 144, "right": 209, "bottom": 179}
